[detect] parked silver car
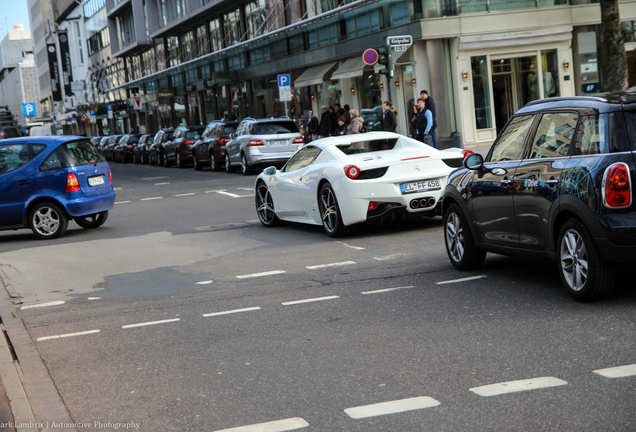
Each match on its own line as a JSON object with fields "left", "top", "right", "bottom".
{"left": 224, "top": 118, "right": 304, "bottom": 175}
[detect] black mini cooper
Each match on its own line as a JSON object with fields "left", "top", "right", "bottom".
{"left": 443, "top": 94, "right": 636, "bottom": 301}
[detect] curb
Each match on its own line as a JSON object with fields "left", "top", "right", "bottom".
{"left": 0, "top": 266, "right": 77, "bottom": 432}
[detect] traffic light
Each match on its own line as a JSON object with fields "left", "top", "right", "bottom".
{"left": 377, "top": 47, "right": 393, "bottom": 78}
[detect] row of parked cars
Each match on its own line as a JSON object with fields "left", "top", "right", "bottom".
{"left": 92, "top": 117, "right": 306, "bottom": 175}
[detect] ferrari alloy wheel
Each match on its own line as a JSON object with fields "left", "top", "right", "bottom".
{"left": 29, "top": 202, "right": 68, "bottom": 239}
{"left": 443, "top": 203, "right": 485, "bottom": 270}
{"left": 75, "top": 211, "right": 109, "bottom": 229}
{"left": 557, "top": 218, "right": 615, "bottom": 301}
{"left": 256, "top": 182, "right": 281, "bottom": 227}
{"left": 318, "top": 183, "right": 357, "bottom": 237}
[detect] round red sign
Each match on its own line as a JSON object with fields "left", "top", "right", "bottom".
{"left": 362, "top": 49, "right": 379, "bottom": 66}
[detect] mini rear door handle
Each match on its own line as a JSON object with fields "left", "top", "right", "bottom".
{"left": 546, "top": 179, "right": 560, "bottom": 185}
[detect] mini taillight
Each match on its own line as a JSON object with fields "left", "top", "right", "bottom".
{"left": 344, "top": 164, "right": 360, "bottom": 179}
{"left": 182, "top": 140, "right": 194, "bottom": 146}
{"left": 219, "top": 138, "right": 229, "bottom": 146}
{"left": 369, "top": 202, "right": 379, "bottom": 210}
{"left": 248, "top": 139, "right": 264, "bottom": 146}
{"left": 461, "top": 149, "right": 474, "bottom": 159}
{"left": 603, "top": 163, "right": 631, "bottom": 208}
{"left": 293, "top": 137, "right": 305, "bottom": 144}
{"left": 65, "top": 173, "right": 81, "bottom": 193}
{"left": 109, "top": 168, "right": 112, "bottom": 185}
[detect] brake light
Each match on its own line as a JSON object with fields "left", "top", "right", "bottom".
{"left": 369, "top": 202, "right": 379, "bottom": 210}
{"left": 292, "top": 137, "right": 305, "bottom": 144}
{"left": 344, "top": 164, "right": 360, "bottom": 179}
{"left": 109, "top": 168, "right": 112, "bottom": 185}
{"left": 219, "top": 138, "right": 229, "bottom": 146}
{"left": 125, "top": 146, "right": 133, "bottom": 150}
{"left": 248, "top": 139, "right": 264, "bottom": 146}
{"left": 603, "top": 162, "right": 631, "bottom": 208}
{"left": 461, "top": 149, "right": 474, "bottom": 159}
{"left": 182, "top": 140, "right": 194, "bottom": 146}
{"left": 65, "top": 173, "right": 81, "bottom": 193}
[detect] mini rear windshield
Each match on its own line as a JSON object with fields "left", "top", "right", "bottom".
{"left": 62, "top": 140, "right": 106, "bottom": 166}
{"left": 336, "top": 139, "right": 398, "bottom": 155}
{"left": 253, "top": 122, "right": 299, "bottom": 134}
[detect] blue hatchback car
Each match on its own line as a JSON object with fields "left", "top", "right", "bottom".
{"left": 0, "top": 136, "right": 116, "bottom": 239}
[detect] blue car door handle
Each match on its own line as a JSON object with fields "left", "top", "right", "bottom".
{"left": 16, "top": 180, "right": 31, "bottom": 186}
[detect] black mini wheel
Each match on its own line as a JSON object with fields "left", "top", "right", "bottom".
{"left": 443, "top": 203, "right": 486, "bottom": 270}
{"left": 29, "top": 202, "right": 68, "bottom": 239}
{"left": 557, "top": 218, "right": 616, "bottom": 301}
{"left": 75, "top": 211, "right": 109, "bottom": 229}
{"left": 255, "top": 182, "right": 281, "bottom": 227}
{"left": 318, "top": 183, "right": 358, "bottom": 237}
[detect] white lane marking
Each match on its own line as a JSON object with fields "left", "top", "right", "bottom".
{"left": 203, "top": 307, "right": 261, "bottom": 318}
{"left": 282, "top": 295, "right": 340, "bottom": 306}
{"left": 236, "top": 187, "right": 254, "bottom": 191}
{"left": 141, "top": 177, "right": 169, "bottom": 180}
{"left": 154, "top": 182, "right": 171, "bottom": 185}
{"left": 469, "top": 377, "right": 568, "bottom": 397}
{"left": 436, "top": 275, "right": 487, "bottom": 285}
{"left": 196, "top": 280, "right": 213, "bottom": 285}
{"left": 213, "top": 417, "right": 309, "bottom": 432}
{"left": 344, "top": 396, "right": 440, "bottom": 419}
{"left": 236, "top": 270, "right": 286, "bottom": 279}
{"left": 205, "top": 189, "right": 225, "bottom": 194}
{"left": 122, "top": 318, "right": 180, "bottom": 329}
{"left": 21, "top": 301, "right": 65, "bottom": 310}
{"left": 87, "top": 297, "right": 101, "bottom": 300}
{"left": 306, "top": 261, "right": 356, "bottom": 270}
{"left": 216, "top": 190, "right": 253, "bottom": 198}
{"left": 37, "top": 329, "right": 100, "bottom": 342}
{"left": 594, "top": 364, "right": 636, "bottom": 378}
{"left": 175, "top": 193, "right": 195, "bottom": 197}
{"left": 361, "top": 286, "right": 415, "bottom": 295}
{"left": 374, "top": 253, "right": 407, "bottom": 261}
{"left": 336, "top": 241, "right": 365, "bottom": 250}
{"left": 115, "top": 200, "right": 131, "bottom": 204}
{"left": 140, "top": 196, "right": 163, "bottom": 201}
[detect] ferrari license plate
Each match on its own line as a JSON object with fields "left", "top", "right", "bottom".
{"left": 400, "top": 179, "right": 441, "bottom": 194}
{"left": 88, "top": 175, "right": 104, "bottom": 187}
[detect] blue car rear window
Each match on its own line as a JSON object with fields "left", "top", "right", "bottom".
{"left": 63, "top": 140, "right": 106, "bottom": 166}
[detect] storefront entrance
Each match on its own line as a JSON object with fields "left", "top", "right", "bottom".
{"left": 491, "top": 56, "right": 538, "bottom": 133}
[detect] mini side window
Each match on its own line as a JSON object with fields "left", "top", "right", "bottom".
{"left": 488, "top": 115, "right": 536, "bottom": 162}
{"left": 573, "top": 115, "right": 607, "bottom": 155}
{"left": 526, "top": 112, "right": 578, "bottom": 159}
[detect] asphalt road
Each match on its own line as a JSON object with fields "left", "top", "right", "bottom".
{"left": 1, "top": 160, "right": 635, "bottom": 432}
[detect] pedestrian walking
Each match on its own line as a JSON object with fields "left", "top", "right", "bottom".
{"left": 347, "top": 109, "right": 365, "bottom": 153}
{"left": 416, "top": 98, "right": 435, "bottom": 148}
{"left": 382, "top": 101, "right": 397, "bottom": 133}
{"left": 410, "top": 105, "right": 418, "bottom": 138}
{"left": 307, "top": 109, "right": 319, "bottom": 141}
{"left": 319, "top": 105, "right": 334, "bottom": 137}
{"left": 335, "top": 116, "right": 348, "bottom": 136}
{"left": 342, "top": 104, "right": 351, "bottom": 125}
{"left": 334, "top": 103, "right": 345, "bottom": 118}
{"left": 420, "top": 90, "right": 437, "bottom": 148}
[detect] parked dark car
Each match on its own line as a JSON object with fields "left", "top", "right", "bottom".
{"left": 192, "top": 120, "right": 239, "bottom": 171}
{"left": 149, "top": 129, "right": 174, "bottom": 166}
{"left": 0, "top": 136, "right": 115, "bottom": 239}
{"left": 113, "top": 133, "right": 143, "bottom": 163}
{"left": 442, "top": 94, "right": 636, "bottom": 302}
{"left": 102, "top": 135, "right": 123, "bottom": 161}
{"left": 361, "top": 106, "right": 383, "bottom": 131}
{"left": 163, "top": 126, "right": 206, "bottom": 168}
{"left": 97, "top": 136, "right": 110, "bottom": 153}
{"left": 133, "top": 134, "right": 153, "bottom": 164}
{"left": 90, "top": 136, "right": 102, "bottom": 146}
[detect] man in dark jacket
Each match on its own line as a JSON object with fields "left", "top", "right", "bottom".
{"left": 416, "top": 98, "right": 435, "bottom": 148}
{"left": 382, "top": 101, "right": 397, "bottom": 132}
{"left": 319, "top": 105, "right": 333, "bottom": 137}
{"left": 335, "top": 103, "right": 345, "bottom": 118}
{"left": 307, "top": 109, "right": 319, "bottom": 141}
{"left": 420, "top": 90, "right": 437, "bottom": 148}
{"left": 342, "top": 104, "right": 351, "bottom": 125}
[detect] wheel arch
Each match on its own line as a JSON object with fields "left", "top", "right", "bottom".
{"left": 550, "top": 194, "right": 607, "bottom": 253}
{"left": 23, "top": 197, "right": 69, "bottom": 222}
{"left": 442, "top": 186, "right": 480, "bottom": 243}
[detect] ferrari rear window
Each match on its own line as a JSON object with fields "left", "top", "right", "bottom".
{"left": 62, "top": 140, "right": 106, "bottom": 166}
{"left": 336, "top": 139, "right": 398, "bottom": 155}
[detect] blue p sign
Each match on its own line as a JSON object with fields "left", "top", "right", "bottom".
{"left": 278, "top": 74, "right": 290, "bottom": 87}
{"left": 22, "top": 103, "right": 36, "bottom": 117}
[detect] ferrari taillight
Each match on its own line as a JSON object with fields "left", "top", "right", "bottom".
{"left": 65, "top": 173, "right": 80, "bottom": 193}
{"left": 344, "top": 165, "right": 360, "bottom": 179}
{"left": 603, "top": 163, "right": 631, "bottom": 208}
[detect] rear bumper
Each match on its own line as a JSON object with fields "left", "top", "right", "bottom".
{"left": 595, "top": 238, "right": 636, "bottom": 264}
{"left": 64, "top": 192, "right": 116, "bottom": 217}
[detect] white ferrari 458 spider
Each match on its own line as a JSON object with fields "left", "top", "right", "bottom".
{"left": 254, "top": 132, "right": 471, "bottom": 237}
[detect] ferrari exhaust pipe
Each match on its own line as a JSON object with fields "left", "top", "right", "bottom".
{"left": 410, "top": 199, "right": 420, "bottom": 209}
{"left": 419, "top": 198, "right": 428, "bottom": 207}
{"left": 428, "top": 197, "right": 436, "bottom": 207}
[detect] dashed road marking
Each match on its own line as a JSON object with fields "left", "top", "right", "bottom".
{"left": 203, "top": 307, "right": 261, "bottom": 318}
{"left": 154, "top": 182, "right": 171, "bottom": 185}
{"left": 141, "top": 177, "right": 169, "bottom": 180}
{"left": 37, "top": 329, "right": 100, "bottom": 342}
{"left": 336, "top": 241, "right": 365, "bottom": 250}
{"left": 469, "top": 376, "right": 568, "bottom": 397}
{"left": 196, "top": 280, "right": 213, "bottom": 285}
{"left": 594, "top": 364, "right": 636, "bottom": 378}
{"left": 237, "top": 270, "right": 286, "bottom": 279}
{"left": 373, "top": 253, "right": 407, "bottom": 261}
{"left": 306, "top": 261, "right": 356, "bottom": 270}
{"left": 140, "top": 196, "right": 163, "bottom": 201}
{"left": 344, "top": 396, "right": 440, "bottom": 419}
{"left": 361, "top": 286, "right": 415, "bottom": 295}
{"left": 236, "top": 187, "right": 254, "bottom": 191}
{"left": 87, "top": 297, "right": 101, "bottom": 300}
{"left": 213, "top": 417, "right": 309, "bottom": 432}
{"left": 115, "top": 200, "right": 130, "bottom": 204}
{"left": 282, "top": 295, "right": 339, "bottom": 306}
{"left": 175, "top": 193, "right": 195, "bottom": 197}
{"left": 216, "top": 190, "right": 253, "bottom": 198}
{"left": 21, "top": 301, "right": 65, "bottom": 310}
{"left": 122, "top": 318, "right": 180, "bottom": 329}
{"left": 436, "top": 275, "right": 487, "bottom": 285}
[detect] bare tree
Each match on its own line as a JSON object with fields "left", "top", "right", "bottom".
{"left": 600, "top": 0, "right": 628, "bottom": 91}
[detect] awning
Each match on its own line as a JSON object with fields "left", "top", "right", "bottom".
{"left": 330, "top": 57, "right": 367, "bottom": 80}
{"left": 459, "top": 26, "right": 573, "bottom": 51}
{"left": 294, "top": 62, "right": 337, "bottom": 87}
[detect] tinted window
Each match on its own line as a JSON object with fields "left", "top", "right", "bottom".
{"left": 0, "top": 144, "right": 30, "bottom": 174}
{"left": 31, "top": 144, "right": 47, "bottom": 156}
{"left": 254, "top": 121, "right": 299, "bottom": 134}
{"left": 573, "top": 115, "right": 607, "bottom": 155}
{"left": 128, "top": 136, "right": 140, "bottom": 144}
{"left": 526, "top": 112, "right": 578, "bottom": 159}
{"left": 40, "top": 149, "right": 66, "bottom": 171}
{"left": 186, "top": 130, "right": 203, "bottom": 139}
{"left": 488, "top": 115, "right": 535, "bottom": 162}
{"left": 63, "top": 140, "right": 106, "bottom": 166}
{"left": 223, "top": 125, "right": 236, "bottom": 136}
{"left": 618, "top": 111, "right": 636, "bottom": 151}
{"left": 283, "top": 146, "right": 321, "bottom": 172}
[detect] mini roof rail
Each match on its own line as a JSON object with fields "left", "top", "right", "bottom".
{"left": 525, "top": 96, "right": 608, "bottom": 106}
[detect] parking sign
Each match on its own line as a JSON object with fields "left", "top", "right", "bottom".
{"left": 22, "top": 103, "right": 36, "bottom": 117}
{"left": 278, "top": 74, "right": 292, "bottom": 102}
{"left": 278, "top": 74, "right": 290, "bottom": 87}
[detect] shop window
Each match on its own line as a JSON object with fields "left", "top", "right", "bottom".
{"left": 209, "top": 18, "right": 222, "bottom": 51}
{"left": 214, "top": 60, "right": 226, "bottom": 72}
{"left": 471, "top": 56, "right": 492, "bottom": 130}
{"left": 250, "top": 46, "right": 271, "bottom": 64}
{"left": 185, "top": 68, "right": 197, "bottom": 82}
{"left": 229, "top": 54, "right": 246, "bottom": 70}
{"left": 246, "top": 0, "right": 268, "bottom": 39}
{"left": 201, "top": 64, "right": 212, "bottom": 77}
{"left": 172, "top": 73, "right": 184, "bottom": 87}
{"left": 317, "top": 80, "right": 340, "bottom": 109}
{"left": 356, "top": 72, "right": 382, "bottom": 110}
{"left": 541, "top": 50, "right": 559, "bottom": 98}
